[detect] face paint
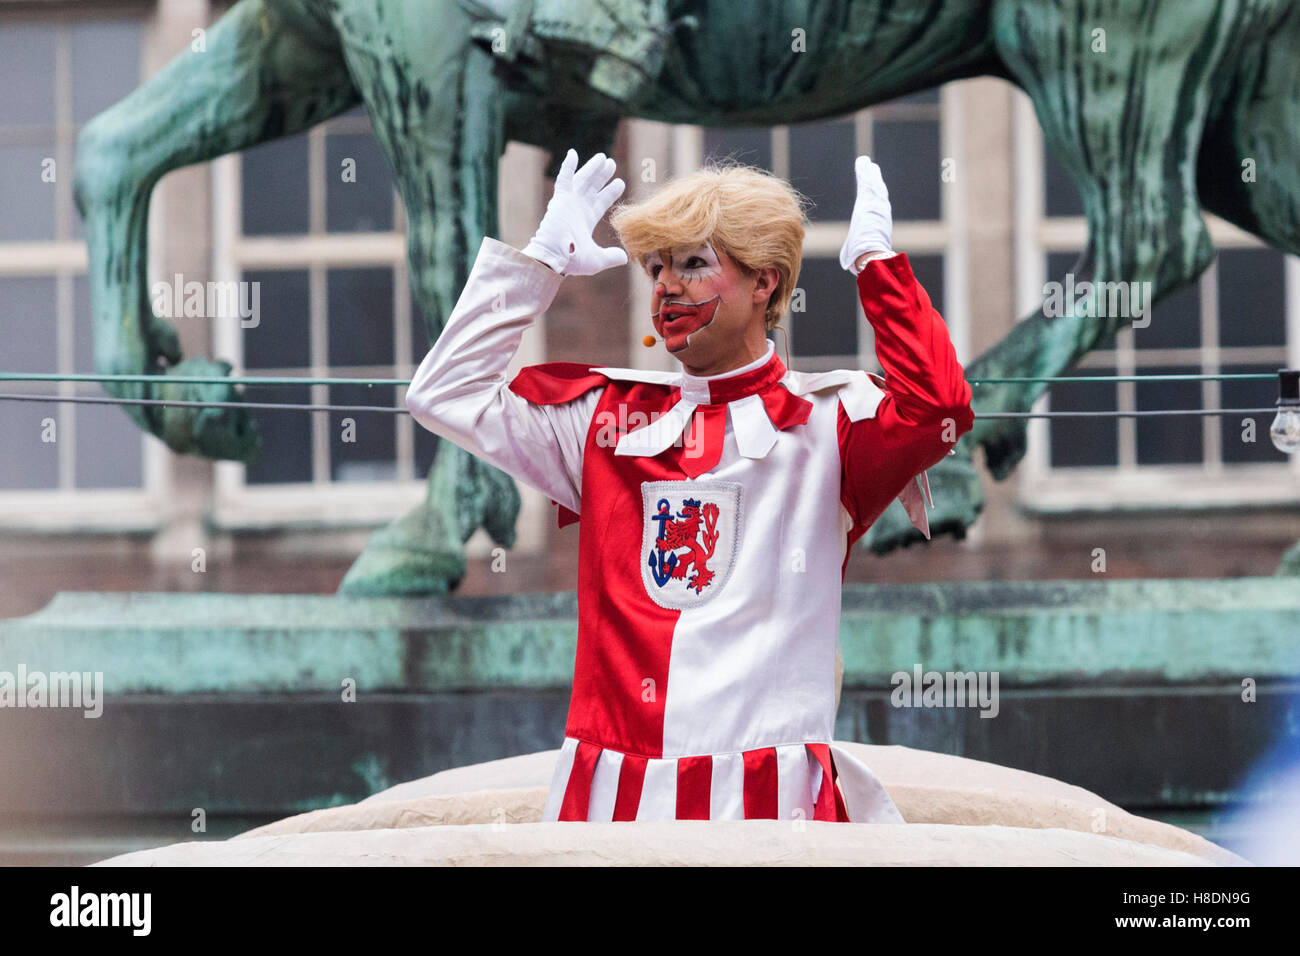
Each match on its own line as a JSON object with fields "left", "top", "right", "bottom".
{"left": 647, "top": 244, "right": 726, "bottom": 352}
{"left": 645, "top": 243, "right": 722, "bottom": 284}
{"left": 655, "top": 294, "right": 721, "bottom": 353}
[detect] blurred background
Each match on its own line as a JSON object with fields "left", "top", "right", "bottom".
{"left": 1, "top": 1, "right": 1297, "bottom": 864}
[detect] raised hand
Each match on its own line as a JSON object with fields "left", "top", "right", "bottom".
{"left": 839, "top": 156, "right": 894, "bottom": 273}
{"left": 523, "top": 149, "right": 629, "bottom": 276}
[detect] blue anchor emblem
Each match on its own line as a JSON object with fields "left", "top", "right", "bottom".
{"left": 648, "top": 498, "right": 678, "bottom": 587}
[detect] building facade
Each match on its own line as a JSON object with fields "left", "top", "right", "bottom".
{"left": 1, "top": 0, "right": 1297, "bottom": 618}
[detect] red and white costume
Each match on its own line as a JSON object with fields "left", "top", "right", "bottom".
{"left": 407, "top": 237, "right": 974, "bottom": 823}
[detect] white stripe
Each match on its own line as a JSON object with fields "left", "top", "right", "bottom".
{"left": 897, "top": 472, "right": 933, "bottom": 539}
{"left": 586, "top": 749, "right": 625, "bottom": 822}
{"left": 776, "top": 744, "right": 814, "bottom": 824}
{"left": 541, "top": 737, "right": 580, "bottom": 822}
{"left": 635, "top": 757, "right": 679, "bottom": 821}
{"left": 659, "top": 395, "right": 844, "bottom": 756}
{"left": 709, "top": 751, "right": 745, "bottom": 820}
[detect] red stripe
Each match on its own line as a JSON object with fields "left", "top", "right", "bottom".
{"left": 612, "top": 754, "right": 648, "bottom": 821}
{"left": 557, "top": 741, "right": 601, "bottom": 821}
{"left": 828, "top": 750, "right": 850, "bottom": 821}
{"left": 564, "top": 381, "right": 681, "bottom": 759}
{"left": 508, "top": 362, "right": 607, "bottom": 404}
{"left": 742, "top": 747, "right": 779, "bottom": 819}
{"left": 807, "top": 744, "right": 840, "bottom": 822}
{"left": 554, "top": 502, "right": 579, "bottom": 528}
{"left": 680, "top": 403, "right": 726, "bottom": 478}
{"left": 759, "top": 382, "right": 813, "bottom": 430}
{"left": 675, "top": 755, "right": 713, "bottom": 819}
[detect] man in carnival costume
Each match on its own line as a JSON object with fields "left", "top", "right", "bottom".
{"left": 407, "top": 149, "right": 973, "bottom": 822}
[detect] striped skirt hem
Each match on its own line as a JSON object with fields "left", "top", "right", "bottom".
{"left": 541, "top": 737, "right": 900, "bottom": 823}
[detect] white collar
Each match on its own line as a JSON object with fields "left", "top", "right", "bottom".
{"left": 591, "top": 348, "right": 888, "bottom": 462}
{"left": 584, "top": 355, "right": 930, "bottom": 535}
{"left": 678, "top": 341, "right": 776, "bottom": 403}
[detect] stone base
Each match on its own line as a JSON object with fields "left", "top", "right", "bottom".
{"left": 95, "top": 743, "right": 1245, "bottom": 866}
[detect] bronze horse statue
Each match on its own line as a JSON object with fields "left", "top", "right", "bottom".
{"left": 74, "top": 0, "right": 1300, "bottom": 593}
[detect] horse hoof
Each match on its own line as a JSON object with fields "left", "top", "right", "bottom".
{"left": 977, "top": 418, "right": 1030, "bottom": 481}
{"left": 152, "top": 358, "right": 261, "bottom": 462}
{"left": 338, "top": 540, "right": 466, "bottom": 596}
{"left": 1275, "top": 541, "right": 1300, "bottom": 576}
{"left": 337, "top": 502, "right": 468, "bottom": 596}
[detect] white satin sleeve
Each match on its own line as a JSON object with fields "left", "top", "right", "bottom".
{"left": 405, "top": 236, "right": 602, "bottom": 515}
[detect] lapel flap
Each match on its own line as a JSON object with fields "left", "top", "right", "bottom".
{"left": 590, "top": 365, "right": 681, "bottom": 387}
{"left": 614, "top": 398, "right": 697, "bottom": 458}
{"left": 729, "top": 395, "right": 778, "bottom": 459}
{"left": 782, "top": 369, "right": 887, "bottom": 422}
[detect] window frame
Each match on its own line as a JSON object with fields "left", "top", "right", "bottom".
{"left": 1012, "top": 91, "right": 1300, "bottom": 513}
{"left": 0, "top": 7, "right": 166, "bottom": 532}
{"left": 630, "top": 87, "right": 968, "bottom": 378}
{"left": 211, "top": 112, "right": 422, "bottom": 530}
{"left": 211, "top": 124, "right": 553, "bottom": 554}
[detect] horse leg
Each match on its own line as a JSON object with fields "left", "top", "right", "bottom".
{"left": 865, "top": 0, "right": 1238, "bottom": 553}
{"left": 1197, "top": 3, "right": 1300, "bottom": 261}
{"left": 1195, "top": 5, "right": 1300, "bottom": 574}
{"left": 326, "top": 1, "right": 519, "bottom": 595}
{"left": 74, "top": 0, "right": 358, "bottom": 461}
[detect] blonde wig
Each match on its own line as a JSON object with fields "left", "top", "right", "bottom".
{"left": 609, "top": 161, "right": 810, "bottom": 329}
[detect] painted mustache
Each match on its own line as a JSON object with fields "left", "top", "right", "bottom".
{"left": 651, "top": 295, "right": 721, "bottom": 352}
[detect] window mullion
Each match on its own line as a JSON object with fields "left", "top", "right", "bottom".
{"left": 770, "top": 125, "right": 790, "bottom": 180}
{"left": 1117, "top": 327, "right": 1137, "bottom": 469}
{"left": 393, "top": 260, "right": 414, "bottom": 479}
{"left": 310, "top": 264, "right": 329, "bottom": 484}
{"left": 1201, "top": 261, "right": 1222, "bottom": 473}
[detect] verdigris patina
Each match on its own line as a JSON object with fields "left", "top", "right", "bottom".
{"left": 74, "top": 0, "right": 1300, "bottom": 594}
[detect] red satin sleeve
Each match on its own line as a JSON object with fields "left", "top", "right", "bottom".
{"left": 839, "top": 253, "right": 974, "bottom": 547}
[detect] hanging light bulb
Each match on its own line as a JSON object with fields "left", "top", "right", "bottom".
{"left": 1269, "top": 369, "right": 1300, "bottom": 454}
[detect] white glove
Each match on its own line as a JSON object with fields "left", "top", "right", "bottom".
{"left": 839, "top": 156, "right": 894, "bottom": 273}
{"left": 523, "top": 149, "right": 629, "bottom": 276}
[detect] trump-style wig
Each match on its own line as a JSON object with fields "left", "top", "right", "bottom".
{"left": 609, "top": 161, "right": 810, "bottom": 330}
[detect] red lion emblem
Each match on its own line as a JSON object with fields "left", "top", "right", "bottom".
{"left": 653, "top": 499, "right": 721, "bottom": 594}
